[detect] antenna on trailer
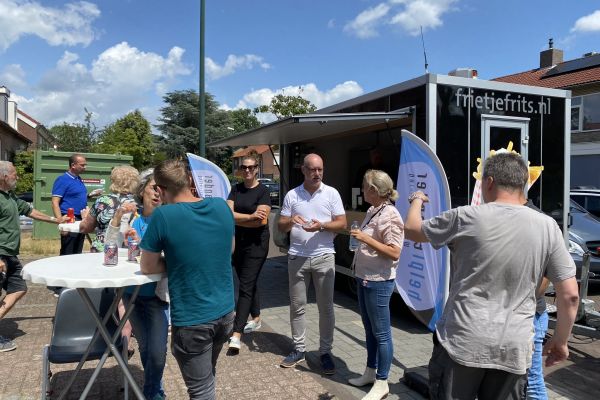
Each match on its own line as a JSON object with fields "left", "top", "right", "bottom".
{"left": 420, "top": 26, "right": 429, "bottom": 73}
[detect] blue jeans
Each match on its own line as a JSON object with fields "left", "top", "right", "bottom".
{"left": 171, "top": 311, "right": 235, "bottom": 400}
{"left": 123, "top": 294, "right": 169, "bottom": 400}
{"left": 527, "top": 311, "right": 548, "bottom": 400}
{"left": 356, "top": 278, "right": 395, "bottom": 380}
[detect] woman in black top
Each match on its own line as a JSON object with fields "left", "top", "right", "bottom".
{"left": 226, "top": 151, "right": 271, "bottom": 352}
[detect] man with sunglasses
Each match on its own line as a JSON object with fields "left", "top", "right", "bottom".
{"left": 141, "top": 159, "right": 235, "bottom": 400}
{"left": 278, "top": 153, "right": 347, "bottom": 375}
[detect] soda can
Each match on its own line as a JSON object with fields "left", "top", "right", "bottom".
{"left": 128, "top": 241, "right": 140, "bottom": 262}
{"left": 67, "top": 208, "right": 75, "bottom": 223}
{"left": 104, "top": 243, "right": 119, "bottom": 266}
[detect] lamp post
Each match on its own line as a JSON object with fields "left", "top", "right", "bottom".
{"left": 199, "top": 0, "right": 206, "bottom": 157}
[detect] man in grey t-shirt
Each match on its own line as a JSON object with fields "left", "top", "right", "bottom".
{"left": 405, "top": 153, "right": 579, "bottom": 400}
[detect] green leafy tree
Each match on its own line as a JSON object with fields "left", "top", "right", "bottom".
{"left": 49, "top": 109, "right": 98, "bottom": 152}
{"left": 253, "top": 92, "right": 317, "bottom": 120}
{"left": 155, "top": 90, "right": 258, "bottom": 172}
{"left": 13, "top": 150, "right": 34, "bottom": 193}
{"left": 94, "top": 110, "right": 155, "bottom": 169}
{"left": 49, "top": 123, "right": 92, "bottom": 152}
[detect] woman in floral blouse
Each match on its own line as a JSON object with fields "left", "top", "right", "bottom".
{"left": 80, "top": 165, "right": 140, "bottom": 251}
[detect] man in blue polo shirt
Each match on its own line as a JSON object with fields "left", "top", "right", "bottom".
{"left": 140, "top": 159, "right": 235, "bottom": 400}
{"left": 51, "top": 154, "right": 98, "bottom": 255}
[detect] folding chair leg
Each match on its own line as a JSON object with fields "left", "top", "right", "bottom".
{"left": 41, "top": 345, "right": 50, "bottom": 400}
{"left": 122, "top": 335, "right": 129, "bottom": 400}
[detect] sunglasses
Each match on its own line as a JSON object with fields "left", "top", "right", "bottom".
{"left": 239, "top": 165, "right": 258, "bottom": 171}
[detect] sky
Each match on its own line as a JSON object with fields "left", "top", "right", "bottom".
{"left": 1, "top": 0, "right": 600, "bottom": 130}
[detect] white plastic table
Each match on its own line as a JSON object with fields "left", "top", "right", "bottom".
{"left": 23, "top": 251, "right": 164, "bottom": 400}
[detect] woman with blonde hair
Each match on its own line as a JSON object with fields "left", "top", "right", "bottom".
{"left": 80, "top": 165, "right": 140, "bottom": 251}
{"left": 226, "top": 151, "right": 271, "bottom": 352}
{"left": 348, "top": 169, "right": 404, "bottom": 400}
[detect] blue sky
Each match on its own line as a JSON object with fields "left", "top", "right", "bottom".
{"left": 1, "top": 0, "right": 599, "bottom": 129}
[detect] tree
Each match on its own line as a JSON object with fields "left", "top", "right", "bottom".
{"left": 49, "top": 123, "right": 92, "bottom": 152}
{"left": 13, "top": 150, "right": 34, "bottom": 193}
{"left": 49, "top": 109, "right": 98, "bottom": 152}
{"left": 155, "top": 90, "right": 258, "bottom": 172}
{"left": 253, "top": 93, "right": 317, "bottom": 120}
{"left": 94, "top": 110, "right": 155, "bottom": 170}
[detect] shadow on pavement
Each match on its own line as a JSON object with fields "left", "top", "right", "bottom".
{"left": 0, "top": 317, "right": 26, "bottom": 339}
{"left": 46, "top": 364, "right": 144, "bottom": 399}
{"left": 545, "top": 338, "right": 600, "bottom": 400}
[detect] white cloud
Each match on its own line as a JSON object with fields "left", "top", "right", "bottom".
{"left": 0, "top": 0, "right": 100, "bottom": 52}
{"left": 344, "top": 0, "right": 456, "bottom": 38}
{"left": 206, "top": 54, "right": 270, "bottom": 80}
{"left": 571, "top": 10, "right": 600, "bottom": 33}
{"left": 344, "top": 3, "right": 390, "bottom": 39}
{"left": 14, "top": 42, "right": 191, "bottom": 127}
{"left": 0, "top": 64, "right": 27, "bottom": 89}
{"left": 231, "top": 81, "right": 364, "bottom": 123}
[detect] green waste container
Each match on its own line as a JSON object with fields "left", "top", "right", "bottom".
{"left": 32, "top": 151, "right": 134, "bottom": 239}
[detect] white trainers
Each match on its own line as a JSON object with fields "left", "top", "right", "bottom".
{"left": 243, "top": 320, "right": 262, "bottom": 334}
{"left": 228, "top": 336, "right": 241, "bottom": 351}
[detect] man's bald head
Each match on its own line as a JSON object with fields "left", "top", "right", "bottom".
{"left": 303, "top": 153, "right": 323, "bottom": 167}
{"left": 301, "top": 153, "right": 324, "bottom": 191}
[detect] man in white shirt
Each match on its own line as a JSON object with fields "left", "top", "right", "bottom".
{"left": 278, "top": 153, "right": 347, "bottom": 374}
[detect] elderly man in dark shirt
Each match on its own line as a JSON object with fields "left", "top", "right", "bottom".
{"left": 0, "top": 161, "right": 67, "bottom": 352}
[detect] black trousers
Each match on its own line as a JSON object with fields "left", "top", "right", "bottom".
{"left": 60, "top": 232, "right": 85, "bottom": 255}
{"left": 428, "top": 335, "right": 527, "bottom": 400}
{"left": 231, "top": 234, "right": 269, "bottom": 334}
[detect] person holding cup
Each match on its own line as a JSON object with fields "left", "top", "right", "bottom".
{"left": 348, "top": 169, "right": 404, "bottom": 400}
{"left": 226, "top": 151, "right": 271, "bottom": 352}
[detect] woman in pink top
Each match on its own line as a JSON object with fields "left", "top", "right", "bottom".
{"left": 348, "top": 169, "right": 404, "bottom": 400}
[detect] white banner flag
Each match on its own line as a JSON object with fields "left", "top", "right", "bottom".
{"left": 396, "top": 130, "right": 451, "bottom": 331}
{"left": 186, "top": 153, "right": 231, "bottom": 200}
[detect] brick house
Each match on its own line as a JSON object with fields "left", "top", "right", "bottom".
{"left": 231, "top": 145, "right": 280, "bottom": 180}
{"left": 0, "top": 86, "right": 31, "bottom": 161}
{"left": 17, "top": 109, "right": 55, "bottom": 150}
{"left": 494, "top": 40, "right": 600, "bottom": 187}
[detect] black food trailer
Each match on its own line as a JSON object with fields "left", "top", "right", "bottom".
{"left": 210, "top": 73, "right": 571, "bottom": 283}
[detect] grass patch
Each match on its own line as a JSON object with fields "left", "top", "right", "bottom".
{"left": 20, "top": 231, "right": 92, "bottom": 256}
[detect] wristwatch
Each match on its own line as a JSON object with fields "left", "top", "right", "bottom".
{"left": 408, "top": 192, "right": 427, "bottom": 204}
{"left": 319, "top": 223, "right": 325, "bottom": 232}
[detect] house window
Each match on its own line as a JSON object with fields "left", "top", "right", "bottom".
{"left": 571, "top": 105, "right": 582, "bottom": 132}
{"left": 582, "top": 93, "right": 600, "bottom": 131}
{"left": 572, "top": 93, "right": 600, "bottom": 133}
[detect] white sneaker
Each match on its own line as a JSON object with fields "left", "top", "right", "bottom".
{"left": 243, "top": 320, "right": 262, "bottom": 334}
{"left": 228, "top": 336, "right": 241, "bottom": 350}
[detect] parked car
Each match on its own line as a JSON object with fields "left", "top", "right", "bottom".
{"left": 17, "top": 191, "right": 33, "bottom": 203}
{"left": 564, "top": 200, "right": 600, "bottom": 281}
{"left": 262, "top": 181, "right": 280, "bottom": 206}
{"left": 257, "top": 178, "right": 274, "bottom": 184}
{"left": 571, "top": 187, "right": 600, "bottom": 218}
{"left": 16, "top": 192, "right": 34, "bottom": 229}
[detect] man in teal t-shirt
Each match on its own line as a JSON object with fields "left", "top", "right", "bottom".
{"left": 140, "top": 160, "right": 234, "bottom": 400}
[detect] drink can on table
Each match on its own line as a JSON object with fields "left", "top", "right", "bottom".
{"left": 104, "top": 243, "right": 118, "bottom": 266}
{"left": 128, "top": 241, "right": 140, "bottom": 262}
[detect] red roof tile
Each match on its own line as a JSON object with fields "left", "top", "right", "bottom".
{"left": 494, "top": 65, "right": 600, "bottom": 89}
{"left": 232, "top": 145, "right": 271, "bottom": 158}
{"left": 17, "top": 109, "right": 41, "bottom": 125}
